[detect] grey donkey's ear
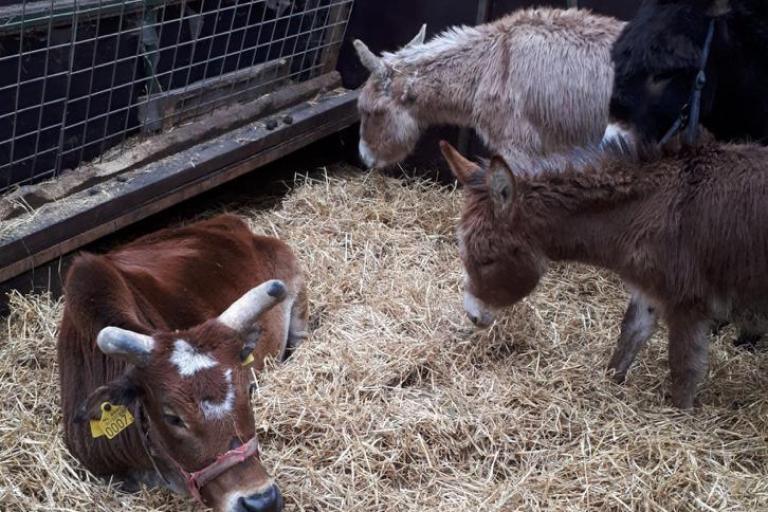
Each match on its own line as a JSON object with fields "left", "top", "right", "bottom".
{"left": 707, "top": 0, "right": 730, "bottom": 16}
{"left": 488, "top": 156, "right": 518, "bottom": 215}
{"left": 97, "top": 327, "right": 156, "bottom": 367}
{"left": 404, "top": 24, "right": 427, "bottom": 48}
{"left": 218, "top": 279, "right": 288, "bottom": 333}
{"left": 353, "top": 39, "right": 387, "bottom": 77}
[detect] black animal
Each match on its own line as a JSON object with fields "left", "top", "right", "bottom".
{"left": 609, "top": 0, "right": 768, "bottom": 145}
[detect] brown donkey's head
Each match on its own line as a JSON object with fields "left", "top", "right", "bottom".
{"left": 353, "top": 26, "right": 426, "bottom": 169}
{"left": 441, "top": 141, "right": 545, "bottom": 327}
{"left": 79, "top": 280, "right": 288, "bottom": 512}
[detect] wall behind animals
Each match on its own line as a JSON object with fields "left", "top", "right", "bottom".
{"left": 337, "top": 0, "right": 642, "bottom": 178}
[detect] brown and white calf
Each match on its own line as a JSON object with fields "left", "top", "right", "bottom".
{"left": 353, "top": 8, "right": 624, "bottom": 169}
{"left": 441, "top": 140, "right": 768, "bottom": 409}
{"left": 58, "top": 214, "right": 307, "bottom": 512}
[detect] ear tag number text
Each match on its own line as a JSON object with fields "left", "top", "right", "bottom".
{"left": 90, "top": 402, "right": 134, "bottom": 440}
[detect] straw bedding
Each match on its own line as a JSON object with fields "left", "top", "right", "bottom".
{"left": 2, "top": 167, "right": 768, "bottom": 511}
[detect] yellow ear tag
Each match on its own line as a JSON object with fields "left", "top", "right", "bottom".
{"left": 242, "top": 352, "right": 255, "bottom": 366}
{"left": 90, "top": 402, "right": 134, "bottom": 440}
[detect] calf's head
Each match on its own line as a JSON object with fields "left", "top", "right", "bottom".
{"left": 440, "top": 141, "right": 545, "bottom": 328}
{"left": 80, "top": 280, "right": 288, "bottom": 512}
{"left": 354, "top": 25, "right": 426, "bottom": 169}
{"left": 607, "top": 0, "right": 730, "bottom": 145}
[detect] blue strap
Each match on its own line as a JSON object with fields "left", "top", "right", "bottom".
{"left": 684, "top": 18, "right": 716, "bottom": 145}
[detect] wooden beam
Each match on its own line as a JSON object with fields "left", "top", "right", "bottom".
{"left": 319, "top": 1, "right": 354, "bottom": 74}
{"left": 138, "top": 59, "right": 291, "bottom": 132}
{"left": 0, "top": 88, "right": 359, "bottom": 283}
{"left": 0, "top": 72, "right": 342, "bottom": 223}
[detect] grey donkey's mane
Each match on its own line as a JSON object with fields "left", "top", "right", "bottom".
{"left": 382, "top": 24, "right": 488, "bottom": 68}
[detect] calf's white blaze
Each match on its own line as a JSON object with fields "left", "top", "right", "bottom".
{"left": 201, "top": 369, "right": 235, "bottom": 420}
{"left": 170, "top": 339, "right": 218, "bottom": 376}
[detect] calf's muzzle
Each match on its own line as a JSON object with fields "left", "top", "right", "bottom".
{"left": 237, "top": 484, "right": 284, "bottom": 512}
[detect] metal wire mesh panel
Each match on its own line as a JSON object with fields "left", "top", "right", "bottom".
{"left": 0, "top": 0, "right": 353, "bottom": 192}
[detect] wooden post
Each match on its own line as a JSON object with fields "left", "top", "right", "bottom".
{"left": 319, "top": 1, "right": 353, "bottom": 75}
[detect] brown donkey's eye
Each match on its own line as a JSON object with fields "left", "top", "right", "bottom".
{"left": 478, "top": 258, "right": 495, "bottom": 268}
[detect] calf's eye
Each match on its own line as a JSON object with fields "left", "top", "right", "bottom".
{"left": 163, "top": 413, "right": 187, "bottom": 429}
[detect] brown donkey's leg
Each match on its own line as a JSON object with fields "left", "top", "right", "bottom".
{"left": 667, "top": 310, "right": 709, "bottom": 409}
{"left": 608, "top": 290, "right": 658, "bottom": 383}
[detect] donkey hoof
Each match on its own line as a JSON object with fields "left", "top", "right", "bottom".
{"left": 669, "top": 390, "right": 696, "bottom": 410}
{"left": 609, "top": 370, "right": 627, "bottom": 385}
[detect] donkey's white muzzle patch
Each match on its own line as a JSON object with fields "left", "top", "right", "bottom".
{"left": 359, "top": 139, "right": 377, "bottom": 168}
{"left": 463, "top": 292, "right": 495, "bottom": 328}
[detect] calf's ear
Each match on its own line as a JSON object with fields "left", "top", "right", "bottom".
{"left": 439, "top": 141, "right": 481, "bottom": 185}
{"left": 488, "top": 156, "right": 518, "bottom": 215}
{"left": 75, "top": 374, "right": 140, "bottom": 422}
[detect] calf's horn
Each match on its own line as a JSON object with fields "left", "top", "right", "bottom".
{"left": 218, "top": 279, "right": 288, "bottom": 332}
{"left": 97, "top": 327, "right": 156, "bottom": 366}
{"left": 353, "top": 39, "right": 386, "bottom": 76}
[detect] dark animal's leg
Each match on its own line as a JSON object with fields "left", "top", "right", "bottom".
{"left": 667, "top": 311, "right": 709, "bottom": 409}
{"left": 608, "top": 291, "right": 658, "bottom": 384}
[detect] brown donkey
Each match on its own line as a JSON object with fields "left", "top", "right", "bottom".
{"left": 441, "top": 140, "right": 768, "bottom": 409}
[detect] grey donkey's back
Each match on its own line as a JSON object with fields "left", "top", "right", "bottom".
{"left": 354, "top": 8, "right": 625, "bottom": 168}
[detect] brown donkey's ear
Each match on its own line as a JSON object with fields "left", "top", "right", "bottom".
{"left": 439, "top": 140, "right": 480, "bottom": 185}
{"left": 488, "top": 155, "right": 517, "bottom": 215}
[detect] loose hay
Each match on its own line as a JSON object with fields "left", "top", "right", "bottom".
{"left": 3, "top": 167, "right": 768, "bottom": 511}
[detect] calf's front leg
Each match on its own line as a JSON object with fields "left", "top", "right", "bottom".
{"left": 608, "top": 289, "right": 658, "bottom": 383}
{"left": 667, "top": 310, "right": 709, "bottom": 409}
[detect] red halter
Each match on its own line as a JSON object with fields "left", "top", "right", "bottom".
{"left": 179, "top": 437, "right": 261, "bottom": 504}
{"left": 136, "top": 405, "right": 261, "bottom": 506}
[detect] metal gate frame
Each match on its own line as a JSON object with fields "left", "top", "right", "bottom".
{"left": 0, "top": 0, "right": 358, "bottom": 297}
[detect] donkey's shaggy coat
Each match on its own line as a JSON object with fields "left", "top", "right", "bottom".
{"left": 354, "top": 8, "right": 624, "bottom": 168}
{"left": 444, "top": 140, "right": 768, "bottom": 409}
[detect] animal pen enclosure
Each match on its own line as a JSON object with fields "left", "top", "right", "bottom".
{"left": 3, "top": 1, "right": 768, "bottom": 511}
{"left": 0, "top": 0, "right": 356, "bottom": 289}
